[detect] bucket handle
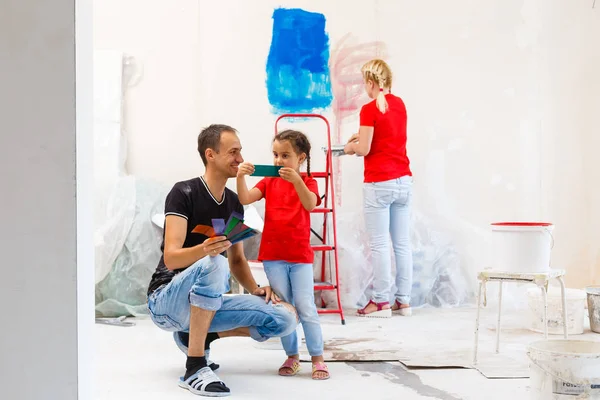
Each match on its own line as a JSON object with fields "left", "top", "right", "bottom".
{"left": 528, "top": 354, "right": 600, "bottom": 389}
{"left": 544, "top": 228, "right": 555, "bottom": 249}
{"left": 528, "top": 355, "right": 578, "bottom": 386}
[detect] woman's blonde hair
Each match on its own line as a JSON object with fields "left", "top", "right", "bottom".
{"left": 361, "top": 59, "right": 393, "bottom": 113}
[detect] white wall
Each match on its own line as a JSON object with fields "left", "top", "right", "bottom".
{"left": 537, "top": 0, "right": 600, "bottom": 289}
{"left": 0, "top": 0, "right": 94, "bottom": 398}
{"left": 93, "top": 0, "right": 600, "bottom": 301}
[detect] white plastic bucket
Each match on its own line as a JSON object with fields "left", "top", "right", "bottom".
{"left": 491, "top": 222, "right": 554, "bottom": 272}
{"left": 527, "top": 340, "right": 600, "bottom": 399}
{"left": 527, "top": 287, "right": 587, "bottom": 335}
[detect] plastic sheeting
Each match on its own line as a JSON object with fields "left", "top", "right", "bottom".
{"left": 93, "top": 176, "right": 474, "bottom": 316}
{"left": 93, "top": 50, "right": 169, "bottom": 317}
{"left": 93, "top": 49, "right": 127, "bottom": 284}
{"left": 95, "top": 177, "right": 136, "bottom": 284}
{"left": 95, "top": 177, "right": 169, "bottom": 317}
{"left": 327, "top": 209, "right": 473, "bottom": 309}
{"left": 410, "top": 211, "right": 472, "bottom": 308}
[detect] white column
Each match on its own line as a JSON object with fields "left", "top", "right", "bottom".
{"left": 0, "top": 0, "right": 93, "bottom": 398}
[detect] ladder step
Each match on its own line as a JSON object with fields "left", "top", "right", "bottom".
{"left": 312, "top": 244, "right": 334, "bottom": 251}
{"left": 302, "top": 172, "right": 328, "bottom": 178}
{"left": 314, "top": 282, "right": 336, "bottom": 290}
{"left": 311, "top": 208, "right": 332, "bottom": 213}
{"left": 317, "top": 309, "right": 344, "bottom": 317}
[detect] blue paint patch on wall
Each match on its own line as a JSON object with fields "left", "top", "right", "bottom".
{"left": 266, "top": 8, "right": 333, "bottom": 114}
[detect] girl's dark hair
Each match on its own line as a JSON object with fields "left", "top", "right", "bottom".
{"left": 274, "top": 129, "right": 312, "bottom": 176}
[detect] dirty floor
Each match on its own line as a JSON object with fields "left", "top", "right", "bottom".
{"left": 93, "top": 305, "right": 581, "bottom": 399}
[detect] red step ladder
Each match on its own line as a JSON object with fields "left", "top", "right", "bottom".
{"left": 274, "top": 114, "right": 345, "bottom": 325}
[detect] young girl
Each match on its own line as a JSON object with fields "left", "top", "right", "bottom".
{"left": 236, "top": 129, "right": 330, "bottom": 380}
{"left": 344, "top": 58, "right": 414, "bottom": 318}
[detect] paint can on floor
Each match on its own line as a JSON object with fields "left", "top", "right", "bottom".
{"left": 527, "top": 340, "right": 600, "bottom": 399}
{"left": 586, "top": 286, "right": 600, "bottom": 334}
{"left": 527, "top": 287, "right": 586, "bottom": 335}
{"left": 491, "top": 222, "right": 554, "bottom": 273}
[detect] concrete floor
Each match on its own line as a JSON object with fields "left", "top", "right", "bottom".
{"left": 94, "top": 307, "right": 551, "bottom": 400}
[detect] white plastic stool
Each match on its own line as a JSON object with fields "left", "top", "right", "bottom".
{"left": 472, "top": 269, "right": 568, "bottom": 364}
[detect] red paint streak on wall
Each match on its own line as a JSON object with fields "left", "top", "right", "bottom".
{"left": 329, "top": 34, "right": 387, "bottom": 206}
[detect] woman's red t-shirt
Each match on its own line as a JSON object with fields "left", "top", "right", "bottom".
{"left": 359, "top": 94, "right": 412, "bottom": 183}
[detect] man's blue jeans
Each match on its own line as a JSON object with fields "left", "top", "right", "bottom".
{"left": 148, "top": 255, "right": 298, "bottom": 342}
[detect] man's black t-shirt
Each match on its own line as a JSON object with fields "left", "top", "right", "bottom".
{"left": 147, "top": 176, "right": 244, "bottom": 296}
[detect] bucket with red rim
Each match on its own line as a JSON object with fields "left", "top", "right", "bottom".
{"left": 490, "top": 222, "right": 554, "bottom": 272}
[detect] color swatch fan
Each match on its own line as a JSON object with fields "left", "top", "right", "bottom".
{"left": 192, "top": 211, "right": 259, "bottom": 245}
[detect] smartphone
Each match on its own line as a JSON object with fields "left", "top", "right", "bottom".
{"left": 251, "top": 165, "right": 282, "bottom": 177}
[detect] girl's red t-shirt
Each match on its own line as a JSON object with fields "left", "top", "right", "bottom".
{"left": 254, "top": 176, "right": 321, "bottom": 263}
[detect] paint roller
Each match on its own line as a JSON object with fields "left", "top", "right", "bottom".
{"left": 322, "top": 145, "right": 347, "bottom": 157}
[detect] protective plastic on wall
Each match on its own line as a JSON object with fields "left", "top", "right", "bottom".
{"left": 94, "top": 176, "right": 136, "bottom": 284}
{"left": 95, "top": 177, "right": 168, "bottom": 317}
{"left": 93, "top": 50, "right": 128, "bottom": 284}
{"left": 329, "top": 209, "right": 473, "bottom": 310}
{"left": 94, "top": 177, "right": 475, "bottom": 316}
{"left": 409, "top": 211, "right": 472, "bottom": 308}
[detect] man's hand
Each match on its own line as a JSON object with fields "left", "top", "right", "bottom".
{"left": 202, "top": 236, "right": 231, "bottom": 257}
{"left": 252, "top": 285, "right": 281, "bottom": 304}
{"left": 278, "top": 167, "right": 302, "bottom": 184}
{"left": 237, "top": 162, "right": 255, "bottom": 177}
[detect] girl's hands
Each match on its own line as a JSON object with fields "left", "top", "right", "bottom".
{"left": 237, "top": 162, "right": 255, "bottom": 177}
{"left": 279, "top": 167, "right": 302, "bottom": 184}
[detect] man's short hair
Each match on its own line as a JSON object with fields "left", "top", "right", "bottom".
{"left": 197, "top": 124, "right": 238, "bottom": 165}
